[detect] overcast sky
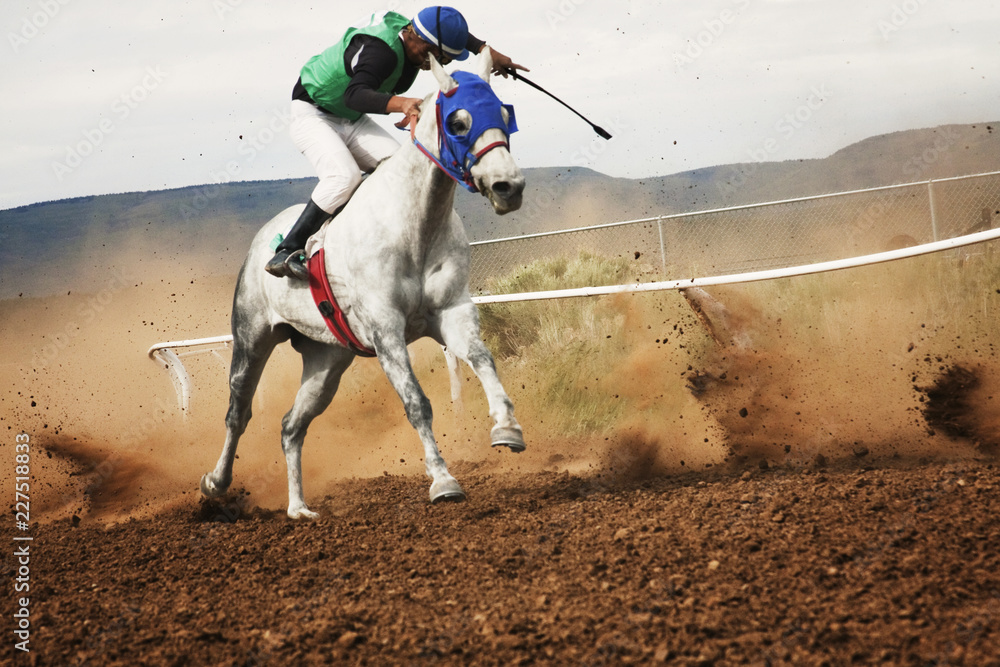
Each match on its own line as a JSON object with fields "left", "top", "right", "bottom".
{"left": 1, "top": 0, "right": 998, "bottom": 210}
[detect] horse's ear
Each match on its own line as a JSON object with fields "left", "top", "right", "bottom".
{"left": 430, "top": 54, "right": 457, "bottom": 93}
{"left": 476, "top": 48, "right": 493, "bottom": 84}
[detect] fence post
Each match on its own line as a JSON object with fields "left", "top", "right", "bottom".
{"left": 657, "top": 216, "right": 667, "bottom": 273}
{"left": 928, "top": 180, "right": 939, "bottom": 242}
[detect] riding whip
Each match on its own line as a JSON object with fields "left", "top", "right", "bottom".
{"left": 505, "top": 68, "right": 612, "bottom": 140}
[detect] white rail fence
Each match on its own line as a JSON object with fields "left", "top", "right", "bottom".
{"left": 148, "top": 171, "right": 1000, "bottom": 414}
{"left": 147, "top": 336, "right": 232, "bottom": 417}
{"left": 468, "top": 170, "right": 1000, "bottom": 293}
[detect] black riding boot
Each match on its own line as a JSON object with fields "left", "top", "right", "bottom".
{"left": 265, "top": 199, "right": 331, "bottom": 280}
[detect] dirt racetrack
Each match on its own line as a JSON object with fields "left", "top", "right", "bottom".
{"left": 4, "top": 246, "right": 1000, "bottom": 665}
{"left": 19, "top": 456, "right": 1000, "bottom": 666}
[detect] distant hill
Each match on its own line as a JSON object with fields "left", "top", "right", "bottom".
{"left": 1, "top": 122, "right": 997, "bottom": 299}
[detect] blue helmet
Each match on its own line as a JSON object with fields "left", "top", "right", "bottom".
{"left": 412, "top": 6, "right": 470, "bottom": 61}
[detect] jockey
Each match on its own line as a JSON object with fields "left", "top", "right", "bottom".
{"left": 266, "top": 6, "right": 527, "bottom": 279}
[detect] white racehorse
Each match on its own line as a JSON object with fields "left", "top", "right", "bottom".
{"left": 201, "top": 51, "right": 526, "bottom": 519}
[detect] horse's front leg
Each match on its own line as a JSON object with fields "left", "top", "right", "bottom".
{"left": 371, "top": 325, "right": 466, "bottom": 502}
{"left": 437, "top": 301, "right": 526, "bottom": 452}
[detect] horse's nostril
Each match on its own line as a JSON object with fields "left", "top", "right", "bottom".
{"left": 492, "top": 181, "right": 513, "bottom": 197}
{"left": 491, "top": 180, "right": 524, "bottom": 199}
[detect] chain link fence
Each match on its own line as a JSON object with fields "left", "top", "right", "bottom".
{"left": 469, "top": 171, "right": 1000, "bottom": 294}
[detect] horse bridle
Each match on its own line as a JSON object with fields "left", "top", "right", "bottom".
{"left": 410, "top": 72, "right": 517, "bottom": 193}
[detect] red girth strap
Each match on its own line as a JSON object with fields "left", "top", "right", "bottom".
{"left": 306, "top": 249, "right": 376, "bottom": 357}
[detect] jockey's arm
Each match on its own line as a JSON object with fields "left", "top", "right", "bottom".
{"left": 343, "top": 30, "right": 526, "bottom": 127}
{"left": 341, "top": 34, "right": 425, "bottom": 127}
{"left": 387, "top": 96, "right": 422, "bottom": 128}
{"left": 467, "top": 32, "right": 529, "bottom": 78}
{"left": 342, "top": 35, "right": 410, "bottom": 116}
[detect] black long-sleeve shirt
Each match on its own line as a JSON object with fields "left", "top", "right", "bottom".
{"left": 293, "top": 31, "right": 486, "bottom": 115}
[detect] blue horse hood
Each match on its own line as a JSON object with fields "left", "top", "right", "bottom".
{"left": 432, "top": 71, "right": 518, "bottom": 191}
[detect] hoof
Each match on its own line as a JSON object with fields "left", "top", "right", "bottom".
{"left": 430, "top": 478, "right": 466, "bottom": 503}
{"left": 200, "top": 473, "right": 229, "bottom": 498}
{"left": 287, "top": 506, "right": 320, "bottom": 520}
{"left": 490, "top": 426, "right": 526, "bottom": 453}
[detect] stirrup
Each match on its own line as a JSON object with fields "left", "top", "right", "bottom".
{"left": 284, "top": 249, "right": 309, "bottom": 281}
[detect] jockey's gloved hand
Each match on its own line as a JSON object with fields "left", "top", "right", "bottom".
{"left": 484, "top": 46, "right": 528, "bottom": 78}
{"left": 388, "top": 95, "right": 423, "bottom": 129}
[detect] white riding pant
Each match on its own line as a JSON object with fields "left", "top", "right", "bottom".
{"left": 289, "top": 99, "right": 401, "bottom": 214}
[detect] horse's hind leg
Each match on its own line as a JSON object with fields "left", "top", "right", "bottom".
{"left": 201, "top": 302, "right": 285, "bottom": 498}
{"left": 438, "top": 302, "right": 525, "bottom": 452}
{"left": 281, "top": 336, "right": 354, "bottom": 519}
{"left": 371, "top": 326, "right": 466, "bottom": 503}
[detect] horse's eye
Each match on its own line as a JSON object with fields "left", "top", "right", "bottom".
{"left": 446, "top": 111, "right": 470, "bottom": 136}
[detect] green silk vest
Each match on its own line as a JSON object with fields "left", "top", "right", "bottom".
{"left": 299, "top": 11, "right": 410, "bottom": 120}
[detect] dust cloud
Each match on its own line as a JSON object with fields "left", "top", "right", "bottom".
{"left": 2, "top": 240, "right": 996, "bottom": 524}
{"left": 679, "top": 253, "right": 999, "bottom": 467}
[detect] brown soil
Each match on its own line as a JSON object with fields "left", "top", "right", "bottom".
{"left": 921, "top": 364, "right": 1000, "bottom": 454}
{"left": 4, "top": 250, "right": 1000, "bottom": 665}
{"left": 14, "top": 456, "right": 1000, "bottom": 666}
